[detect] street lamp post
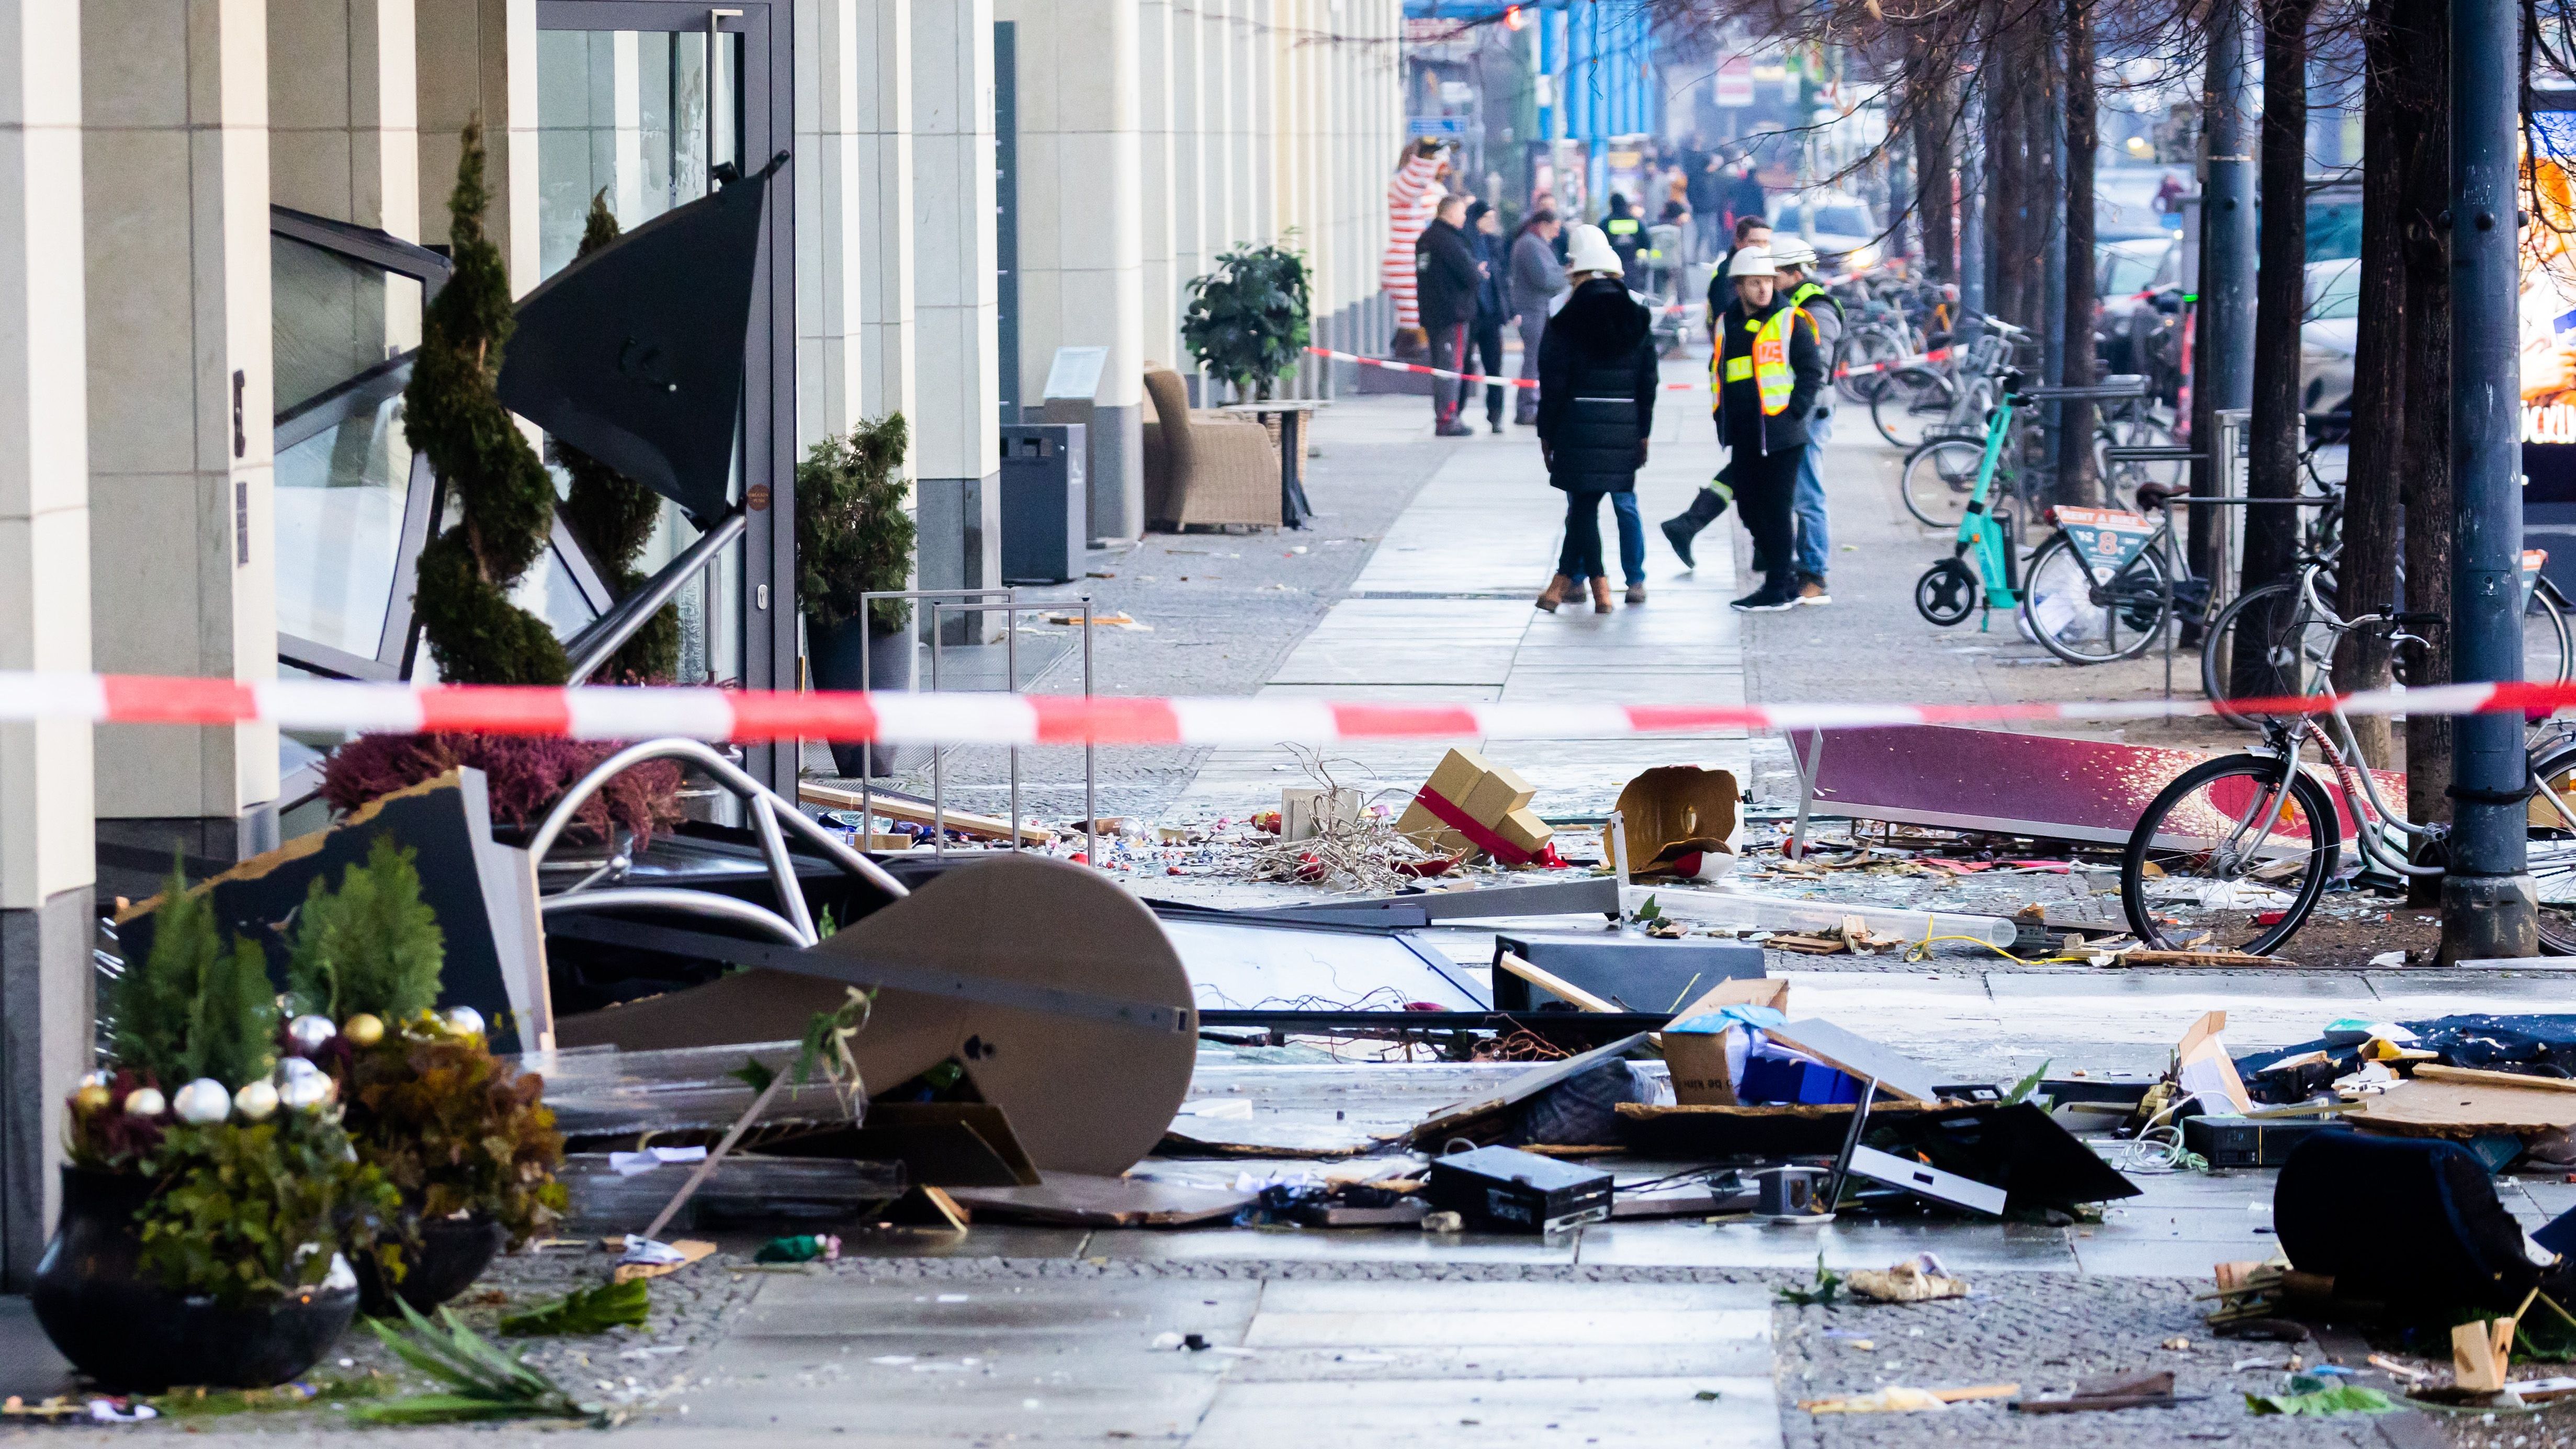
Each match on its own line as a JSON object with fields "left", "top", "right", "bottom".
{"left": 2444, "top": 0, "right": 2538, "bottom": 957}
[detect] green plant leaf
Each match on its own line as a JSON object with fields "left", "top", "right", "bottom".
{"left": 499, "top": 1278, "right": 651, "bottom": 1337}
{"left": 2000, "top": 1058, "right": 2052, "bottom": 1107}
{"left": 356, "top": 1300, "right": 599, "bottom": 1424}
{"left": 2243, "top": 1385, "right": 2397, "bottom": 1416}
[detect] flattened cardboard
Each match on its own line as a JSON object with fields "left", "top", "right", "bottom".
{"left": 1614, "top": 766, "right": 1742, "bottom": 874}
{"left": 115, "top": 768, "right": 547, "bottom": 1053}
{"left": 1673, "top": 977, "right": 1789, "bottom": 1018}
{"left": 801, "top": 1102, "right": 1042, "bottom": 1187}
{"left": 2175, "top": 1010, "right": 2255, "bottom": 1114}
{"left": 1660, "top": 1020, "right": 1739, "bottom": 1107}
{"left": 2354, "top": 1077, "right": 2576, "bottom": 1137}
{"left": 1762, "top": 1018, "right": 1940, "bottom": 1103}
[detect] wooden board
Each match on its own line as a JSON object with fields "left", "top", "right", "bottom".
{"left": 798, "top": 780, "right": 1052, "bottom": 844}
{"left": 1615, "top": 1100, "right": 1947, "bottom": 1157}
{"left": 2413, "top": 1064, "right": 2576, "bottom": 1096}
{"left": 2353, "top": 1077, "right": 2576, "bottom": 1136}
{"left": 944, "top": 1173, "right": 1257, "bottom": 1227}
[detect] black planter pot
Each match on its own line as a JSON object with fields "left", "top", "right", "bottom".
{"left": 811, "top": 617, "right": 922, "bottom": 779}
{"left": 355, "top": 1213, "right": 508, "bottom": 1317}
{"left": 31, "top": 1168, "right": 359, "bottom": 1391}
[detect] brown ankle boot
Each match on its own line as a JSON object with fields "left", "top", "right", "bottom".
{"left": 1589, "top": 578, "right": 1614, "bottom": 614}
{"left": 1535, "top": 575, "right": 1573, "bottom": 613}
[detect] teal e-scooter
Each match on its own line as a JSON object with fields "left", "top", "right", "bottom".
{"left": 1913, "top": 372, "right": 2028, "bottom": 629}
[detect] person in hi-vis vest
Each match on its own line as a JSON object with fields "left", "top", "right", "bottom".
{"left": 1766, "top": 236, "right": 1844, "bottom": 606}
{"left": 1661, "top": 246, "right": 1826, "bottom": 613}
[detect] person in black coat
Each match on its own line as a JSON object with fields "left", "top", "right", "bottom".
{"left": 1466, "top": 200, "right": 1511, "bottom": 434}
{"left": 1534, "top": 224, "right": 1659, "bottom": 614}
{"left": 1415, "top": 194, "right": 1482, "bottom": 436}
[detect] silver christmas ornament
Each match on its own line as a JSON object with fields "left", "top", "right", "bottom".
{"left": 232, "top": 1078, "right": 279, "bottom": 1122}
{"left": 277, "top": 1071, "right": 333, "bottom": 1113}
{"left": 443, "top": 1006, "right": 485, "bottom": 1038}
{"left": 122, "top": 1086, "right": 165, "bottom": 1118}
{"left": 172, "top": 1079, "right": 231, "bottom": 1125}
{"left": 286, "top": 1014, "right": 337, "bottom": 1054}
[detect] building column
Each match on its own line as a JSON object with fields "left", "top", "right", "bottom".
{"left": 269, "top": 0, "right": 420, "bottom": 242}
{"left": 1168, "top": 0, "right": 1203, "bottom": 391}
{"left": 0, "top": 0, "right": 92, "bottom": 1292}
{"left": 83, "top": 0, "right": 279, "bottom": 901}
{"left": 910, "top": 0, "right": 1001, "bottom": 614}
{"left": 1137, "top": 0, "right": 1177, "bottom": 373}
{"left": 996, "top": 0, "right": 1144, "bottom": 542}
{"left": 796, "top": 0, "right": 869, "bottom": 442}
{"left": 414, "top": 0, "right": 536, "bottom": 289}
{"left": 853, "top": 0, "right": 914, "bottom": 428}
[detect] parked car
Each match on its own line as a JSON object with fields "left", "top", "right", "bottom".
{"left": 2095, "top": 234, "right": 2185, "bottom": 405}
{"left": 1766, "top": 188, "right": 1881, "bottom": 271}
{"left": 2301, "top": 257, "right": 2358, "bottom": 437}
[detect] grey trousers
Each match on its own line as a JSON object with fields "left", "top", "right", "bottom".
{"left": 1514, "top": 309, "right": 1546, "bottom": 421}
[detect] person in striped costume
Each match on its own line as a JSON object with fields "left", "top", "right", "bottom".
{"left": 1383, "top": 139, "right": 1448, "bottom": 355}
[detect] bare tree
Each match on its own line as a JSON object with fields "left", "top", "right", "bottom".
{"left": 2059, "top": 0, "right": 2105, "bottom": 505}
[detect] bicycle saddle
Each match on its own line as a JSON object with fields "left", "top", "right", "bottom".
{"left": 2134, "top": 477, "right": 2186, "bottom": 512}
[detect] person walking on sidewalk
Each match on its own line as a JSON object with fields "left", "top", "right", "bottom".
{"left": 1416, "top": 194, "right": 1483, "bottom": 438}
{"left": 1508, "top": 208, "right": 1568, "bottom": 427}
{"left": 1767, "top": 237, "right": 1843, "bottom": 605}
{"left": 1702, "top": 246, "right": 1825, "bottom": 612}
{"left": 1467, "top": 200, "right": 1512, "bottom": 435}
{"left": 1533, "top": 224, "right": 1659, "bottom": 615}
{"left": 1660, "top": 214, "right": 1779, "bottom": 568}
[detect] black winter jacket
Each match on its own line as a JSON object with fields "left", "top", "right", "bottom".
{"left": 1536, "top": 278, "right": 1659, "bottom": 493}
{"left": 1415, "top": 219, "right": 1481, "bottom": 331}
{"left": 1712, "top": 293, "right": 1826, "bottom": 457}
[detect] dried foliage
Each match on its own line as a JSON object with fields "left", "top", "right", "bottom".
{"left": 319, "top": 732, "right": 682, "bottom": 847}
{"left": 342, "top": 1030, "right": 567, "bottom": 1250}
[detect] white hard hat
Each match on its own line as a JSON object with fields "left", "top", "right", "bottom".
{"left": 1727, "top": 246, "right": 1778, "bottom": 279}
{"left": 1563, "top": 223, "right": 1624, "bottom": 278}
{"left": 1767, "top": 237, "right": 1819, "bottom": 270}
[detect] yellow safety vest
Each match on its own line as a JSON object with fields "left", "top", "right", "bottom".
{"left": 1714, "top": 305, "right": 1808, "bottom": 416}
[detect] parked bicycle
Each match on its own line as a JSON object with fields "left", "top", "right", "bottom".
{"left": 2118, "top": 567, "right": 2576, "bottom": 955}
{"left": 1898, "top": 370, "right": 2176, "bottom": 528}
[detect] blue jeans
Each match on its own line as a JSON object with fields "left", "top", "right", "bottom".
{"left": 1557, "top": 491, "right": 1647, "bottom": 585}
{"left": 1792, "top": 440, "right": 1830, "bottom": 579}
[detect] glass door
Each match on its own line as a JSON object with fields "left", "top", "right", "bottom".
{"left": 533, "top": 1, "right": 795, "bottom": 791}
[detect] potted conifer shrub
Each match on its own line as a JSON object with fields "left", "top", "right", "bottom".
{"left": 281, "top": 836, "right": 567, "bottom": 1315}
{"left": 796, "top": 415, "right": 917, "bottom": 777}
{"left": 36, "top": 865, "right": 397, "bottom": 1390}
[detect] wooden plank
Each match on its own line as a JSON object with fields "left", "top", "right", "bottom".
{"left": 797, "top": 780, "right": 1050, "bottom": 844}
{"left": 2354, "top": 1077, "right": 2576, "bottom": 1136}
{"left": 2413, "top": 1063, "right": 2576, "bottom": 1096}
{"left": 1494, "top": 951, "right": 1620, "bottom": 1013}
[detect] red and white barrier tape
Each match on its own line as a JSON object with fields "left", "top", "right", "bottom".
{"left": 1305, "top": 345, "right": 1951, "bottom": 392}
{"left": 0, "top": 671, "right": 2559, "bottom": 746}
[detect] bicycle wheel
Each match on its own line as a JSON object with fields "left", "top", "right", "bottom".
{"left": 1898, "top": 439, "right": 1988, "bottom": 529}
{"left": 1838, "top": 328, "right": 1907, "bottom": 404}
{"left": 2201, "top": 580, "right": 2335, "bottom": 726}
{"left": 2021, "top": 532, "right": 2172, "bottom": 664}
{"left": 2529, "top": 586, "right": 2573, "bottom": 690}
{"left": 2530, "top": 741, "right": 2576, "bottom": 953}
{"left": 2121, "top": 754, "right": 2341, "bottom": 955}
{"left": 1871, "top": 368, "right": 1954, "bottom": 449}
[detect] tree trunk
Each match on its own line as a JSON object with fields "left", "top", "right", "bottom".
{"left": 2396, "top": 0, "right": 2453, "bottom": 900}
{"left": 2232, "top": 0, "right": 2319, "bottom": 699}
{"left": 1986, "top": 32, "right": 2026, "bottom": 327}
{"left": 1912, "top": 62, "right": 1957, "bottom": 284}
{"left": 2056, "top": 0, "right": 2102, "bottom": 506}
{"left": 2336, "top": 0, "right": 2414, "bottom": 767}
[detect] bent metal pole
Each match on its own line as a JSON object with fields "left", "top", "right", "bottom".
{"left": 2446, "top": 0, "right": 2538, "bottom": 957}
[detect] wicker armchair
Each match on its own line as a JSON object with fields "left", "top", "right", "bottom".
{"left": 1140, "top": 367, "right": 1280, "bottom": 529}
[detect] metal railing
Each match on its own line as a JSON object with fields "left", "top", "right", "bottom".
{"left": 853, "top": 589, "right": 1098, "bottom": 867}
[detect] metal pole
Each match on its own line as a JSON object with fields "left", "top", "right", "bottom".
{"left": 1005, "top": 599, "right": 1020, "bottom": 854}
{"left": 859, "top": 597, "right": 873, "bottom": 851}
{"left": 2193, "top": 0, "right": 2257, "bottom": 576}
{"left": 2444, "top": 0, "right": 2537, "bottom": 958}
{"left": 930, "top": 602, "right": 945, "bottom": 859}
{"left": 1083, "top": 595, "right": 1097, "bottom": 868}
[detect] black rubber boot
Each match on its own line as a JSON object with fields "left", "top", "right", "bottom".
{"left": 1660, "top": 485, "right": 1730, "bottom": 569}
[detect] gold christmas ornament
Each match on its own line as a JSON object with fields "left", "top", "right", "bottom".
{"left": 341, "top": 1013, "right": 386, "bottom": 1048}
{"left": 73, "top": 1083, "right": 112, "bottom": 1113}
{"left": 232, "top": 1078, "right": 280, "bottom": 1122}
{"left": 122, "top": 1086, "right": 166, "bottom": 1118}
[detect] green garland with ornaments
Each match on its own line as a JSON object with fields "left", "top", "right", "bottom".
{"left": 73, "top": 839, "right": 563, "bottom": 1305}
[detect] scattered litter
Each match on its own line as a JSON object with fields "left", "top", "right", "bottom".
{"left": 2013, "top": 1368, "right": 2182, "bottom": 1413}
{"left": 1848, "top": 1254, "right": 1971, "bottom": 1303}
{"left": 608, "top": 1145, "right": 707, "bottom": 1176}
{"left": 1799, "top": 1384, "right": 2017, "bottom": 1414}
{"left": 614, "top": 1236, "right": 716, "bottom": 1283}
{"left": 754, "top": 1233, "right": 842, "bottom": 1263}
{"left": 2243, "top": 1385, "right": 2398, "bottom": 1417}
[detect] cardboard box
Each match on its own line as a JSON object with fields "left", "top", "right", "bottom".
{"left": 1458, "top": 762, "right": 1538, "bottom": 822}
{"left": 1494, "top": 807, "right": 1553, "bottom": 857}
{"left": 1614, "top": 766, "right": 1741, "bottom": 876}
{"left": 1662, "top": 1019, "right": 1739, "bottom": 1106}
